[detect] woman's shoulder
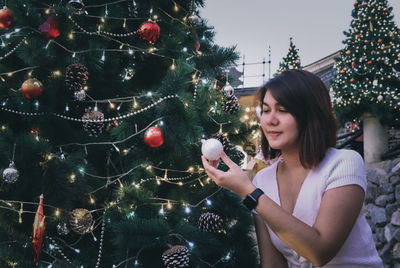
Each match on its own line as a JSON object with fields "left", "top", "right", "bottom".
{"left": 319, "top": 148, "right": 364, "bottom": 168}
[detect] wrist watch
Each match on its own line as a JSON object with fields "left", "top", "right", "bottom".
{"left": 243, "top": 188, "right": 264, "bottom": 210}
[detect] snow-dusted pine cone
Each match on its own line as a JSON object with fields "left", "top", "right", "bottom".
{"left": 82, "top": 110, "right": 104, "bottom": 137}
{"left": 161, "top": 245, "right": 190, "bottom": 267}
{"left": 198, "top": 212, "right": 223, "bottom": 233}
{"left": 212, "top": 132, "right": 230, "bottom": 152}
{"left": 66, "top": 63, "right": 89, "bottom": 91}
{"left": 222, "top": 94, "right": 240, "bottom": 114}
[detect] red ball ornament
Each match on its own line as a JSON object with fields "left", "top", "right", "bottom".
{"left": 340, "top": 70, "right": 346, "bottom": 75}
{"left": 39, "top": 16, "right": 60, "bottom": 39}
{"left": 351, "top": 62, "right": 356, "bottom": 67}
{"left": 350, "top": 78, "right": 355, "bottom": 83}
{"left": 0, "top": 7, "right": 14, "bottom": 29}
{"left": 378, "top": 39, "right": 383, "bottom": 44}
{"left": 107, "top": 121, "right": 119, "bottom": 132}
{"left": 144, "top": 126, "right": 164, "bottom": 148}
{"left": 346, "top": 50, "right": 351, "bottom": 55}
{"left": 138, "top": 21, "right": 160, "bottom": 44}
{"left": 354, "top": 2, "right": 358, "bottom": 7}
{"left": 21, "top": 78, "right": 44, "bottom": 99}
{"left": 362, "top": 2, "right": 368, "bottom": 6}
{"left": 367, "top": 60, "right": 373, "bottom": 65}
{"left": 356, "top": 34, "right": 361, "bottom": 39}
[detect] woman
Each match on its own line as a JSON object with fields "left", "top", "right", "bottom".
{"left": 201, "top": 70, "right": 383, "bottom": 267}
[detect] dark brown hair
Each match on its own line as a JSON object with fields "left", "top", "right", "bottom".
{"left": 256, "top": 69, "right": 338, "bottom": 169}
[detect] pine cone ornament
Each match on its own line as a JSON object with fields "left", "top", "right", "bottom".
{"left": 212, "top": 132, "right": 244, "bottom": 160}
{"left": 162, "top": 245, "right": 190, "bottom": 267}
{"left": 222, "top": 94, "right": 240, "bottom": 114}
{"left": 66, "top": 63, "right": 89, "bottom": 92}
{"left": 69, "top": 208, "right": 93, "bottom": 235}
{"left": 212, "top": 132, "right": 229, "bottom": 152}
{"left": 198, "top": 212, "right": 223, "bottom": 233}
{"left": 82, "top": 110, "right": 104, "bottom": 137}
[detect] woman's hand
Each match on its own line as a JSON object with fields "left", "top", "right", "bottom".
{"left": 201, "top": 151, "right": 256, "bottom": 198}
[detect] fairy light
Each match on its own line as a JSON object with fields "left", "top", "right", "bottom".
{"left": 101, "top": 51, "right": 105, "bottom": 61}
{"left": 18, "top": 203, "right": 23, "bottom": 223}
{"left": 187, "top": 166, "right": 194, "bottom": 173}
{"left": 68, "top": 32, "right": 74, "bottom": 39}
{"left": 198, "top": 179, "right": 204, "bottom": 187}
{"left": 133, "top": 97, "right": 138, "bottom": 108}
{"left": 206, "top": 199, "right": 212, "bottom": 206}
{"left": 173, "top": 3, "right": 179, "bottom": 12}
{"left": 89, "top": 195, "right": 95, "bottom": 204}
{"left": 167, "top": 201, "right": 172, "bottom": 210}
{"left": 170, "top": 59, "right": 176, "bottom": 70}
{"left": 123, "top": 18, "right": 127, "bottom": 28}
{"left": 69, "top": 173, "right": 76, "bottom": 183}
{"left": 53, "top": 70, "right": 61, "bottom": 76}
{"left": 184, "top": 205, "right": 191, "bottom": 214}
{"left": 178, "top": 182, "right": 183, "bottom": 186}
{"left": 108, "top": 100, "right": 115, "bottom": 109}
{"left": 55, "top": 208, "right": 60, "bottom": 217}
{"left": 45, "top": 8, "right": 50, "bottom": 14}
{"left": 45, "top": 40, "right": 52, "bottom": 49}
{"left": 159, "top": 204, "right": 164, "bottom": 215}
{"left": 119, "top": 43, "right": 124, "bottom": 50}
{"left": 153, "top": 14, "right": 159, "bottom": 20}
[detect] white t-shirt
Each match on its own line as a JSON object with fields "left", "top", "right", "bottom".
{"left": 252, "top": 148, "right": 383, "bottom": 268}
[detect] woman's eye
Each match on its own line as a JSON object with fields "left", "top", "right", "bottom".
{"left": 279, "top": 109, "right": 287, "bottom": 112}
{"left": 262, "top": 110, "right": 270, "bottom": 113}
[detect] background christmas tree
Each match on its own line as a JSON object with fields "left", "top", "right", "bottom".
{"left": 331, "top": 0, "right": 400, "bottom": 127}
{"left": 0, "top": 0, "right": 258, "bottom": 267}
{"left": 276, "top": 37, "right": 301, "bottom": 75}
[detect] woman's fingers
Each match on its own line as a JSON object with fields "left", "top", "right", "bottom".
{"left": 201, "top": 155, "right": 219, "bottom": 178}
{"left": 219, "top": 151, "right": 237, "bottom": 169}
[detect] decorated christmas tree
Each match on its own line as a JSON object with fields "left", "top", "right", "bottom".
{"left": 0, "top": 0, "right": 258, "bottom": 267}
{"left": 331, "top": 0, "right": 400, "bottom": 126}
{"left": 276, "top": 37, "right": 301, "bottom": 75}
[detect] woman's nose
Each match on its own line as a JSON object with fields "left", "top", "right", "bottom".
{"left": 264, "top": 112, "right": 278, "bottom": 125}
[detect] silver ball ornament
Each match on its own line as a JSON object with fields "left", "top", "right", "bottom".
{"left": 188, "top": 12, "right": 200, "bottom": 25}
{"left": 2, "top": 161, "right": 19, "bottom": 184}
{"left": 377, "top": 95, "right": 383, "bottom": 102}
{"left": 201, "top": 138, "right": 223, "bottom": 160}
{"left": 223, "top": 82, "right": 234, "bottom": 97}
{"left": 57, "top": 222, "right": 70, "bottom": 236}
{"left": 74, "top": 89, "right": 86, "bottom": 101}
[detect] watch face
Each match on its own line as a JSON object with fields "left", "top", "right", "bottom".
{"left": 243, "top": 195, "right": 256, "bottom": 210}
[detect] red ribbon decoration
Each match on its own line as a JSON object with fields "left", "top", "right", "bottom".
{"left": 32, "top": 194, "right": 46, "bottom": 265}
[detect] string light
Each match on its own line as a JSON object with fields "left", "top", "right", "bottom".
{"left": 170, "top": 59, "right": 176, "bottom": 70}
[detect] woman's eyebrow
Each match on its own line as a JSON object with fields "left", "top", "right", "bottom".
{"left": 262, "top": 102, "right": 281, "bottom": 106}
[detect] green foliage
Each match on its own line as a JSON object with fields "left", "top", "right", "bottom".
{"left": 331, "top": 0, "right": 400, "bottom": 127}
{"left": 0, "top": 0, "right": 257, "bottom": 267}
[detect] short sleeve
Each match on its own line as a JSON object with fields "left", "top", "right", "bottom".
{"left": 325, "top": 150, "right": 366, "bottom": 193}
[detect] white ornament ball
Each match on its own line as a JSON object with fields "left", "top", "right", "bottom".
{"left": 377, "top": 95, "right": 383, "bottom": 101}
{"left": 201, "top": 138, "right": 223, "bottom": 160}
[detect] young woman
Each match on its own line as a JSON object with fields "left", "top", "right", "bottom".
{"left": 201, "top": 70, "right": 383, "bottom": 267}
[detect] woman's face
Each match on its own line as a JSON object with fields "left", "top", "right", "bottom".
{"left": 260, "top": 90, "right": 299, "bottom": 152}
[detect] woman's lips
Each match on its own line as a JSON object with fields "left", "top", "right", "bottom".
{"left": 267, "top": 131, "right": 282, "bottom": 138}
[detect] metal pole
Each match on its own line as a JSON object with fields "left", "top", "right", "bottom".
{"left": 242, "top": 55, "right": 245, "bottom": 88}
{"left": 268, "top": 45, "right": 271, "bottom": 79}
